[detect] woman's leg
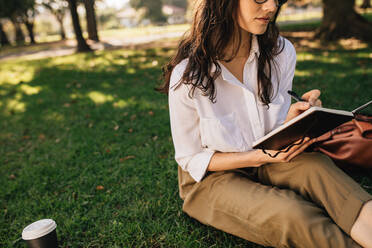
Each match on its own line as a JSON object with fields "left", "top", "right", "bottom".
{"left": 351, "top": 200, "right": 372, "bottom": 248}
{"left": 178, "top": 166, "right": 360, "bottom": 248}
{"left": 257, "top": 152, "right": 372, "bottom": 246}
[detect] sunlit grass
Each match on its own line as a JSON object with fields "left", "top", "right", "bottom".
{"left": 278, "top": 9, "right": 322, "bottom": 22}
{"left": 100, "top": 24, "right": 190, "bottom": 38}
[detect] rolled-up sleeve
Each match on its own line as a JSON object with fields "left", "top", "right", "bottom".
{"left": 168, "top": 67, "right": 215, "bottom": 182}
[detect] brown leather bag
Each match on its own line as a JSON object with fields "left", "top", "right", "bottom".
{"left": 312, "top": 114, "right": 372, "bottom": 169}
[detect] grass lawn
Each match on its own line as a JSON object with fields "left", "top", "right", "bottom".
{"left": 1, "top": 31, "right": 372, "bottom": 247}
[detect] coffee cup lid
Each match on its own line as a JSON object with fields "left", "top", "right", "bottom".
{"left": 22, "top": 219, "right": 57, "bottom": 240}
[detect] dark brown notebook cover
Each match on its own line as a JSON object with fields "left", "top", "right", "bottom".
{"left": 252, "top": 107, "right": 354, "bottom": 150}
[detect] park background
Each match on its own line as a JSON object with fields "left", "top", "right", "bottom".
{"left": 1, "top": 0, "right": 372, "bottom": 247}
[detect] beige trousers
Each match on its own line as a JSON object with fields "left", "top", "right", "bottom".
{"left": 178, "top": 152, "right": 372, "bottom": 248}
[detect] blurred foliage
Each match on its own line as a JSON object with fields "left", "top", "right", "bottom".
{"left": 162, "top": 0, "right": 188, "bottom": 8}
{"left": 130, "top": 0, "right": 167, "bottom": 23}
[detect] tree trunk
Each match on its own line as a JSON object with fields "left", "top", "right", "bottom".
{"left": 84, "top": 0, "right": 99, "bottom": 41}
{"left": 67, "top": 0, "right": 92, "bottom": 52}
{"left": 315, "top": 0, "right": 372, "bottom": 42}
{"left": 361, "top": 0, "right": 371, "bottom": 9}
{"left": 57, "top": 16, "right": 66, "bottom": 40}
{"left": 0, "top": 23, "right": 11, "bottom": 46}
{"left": 10, "top": 17, "right": 25, "bottom": 45}
{"left": 24, "top": 21, "right": 36, "bottom": 44}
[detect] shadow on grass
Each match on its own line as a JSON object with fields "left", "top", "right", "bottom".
{"left": 0, "top": 44, "right": 372, "bottom": 247}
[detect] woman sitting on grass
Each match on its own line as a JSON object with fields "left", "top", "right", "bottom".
{"left": 158, "top": 0, "right": 372, "bottom": 247}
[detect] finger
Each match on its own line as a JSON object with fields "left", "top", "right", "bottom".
{"left": 263, "top": 138, "right": 303, "bottom": 162}
{"left": 267, "top": 137, "right": 311, "bottom": 162}
{"left": 292, "top": 101, "right": 311, "bottom": 111}
{"left": 286, "top": 138, "right": 315, "bottom": 161}
{"left": 302, "top": 89, "right": 321, "bottom": 105}
{"left": 315, "top": 99, "right": 322, "bottom": 107}
{"left": 302, "top": 89, "right": 321, "bottom": 100}
{"left": 279, "top": 137, "right": 310, "bottom": 160}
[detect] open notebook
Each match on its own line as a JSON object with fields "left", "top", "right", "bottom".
{"left": 252, "top": 100, "right": 372, "bottom": 150}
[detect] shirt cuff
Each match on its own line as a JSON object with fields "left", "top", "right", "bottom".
{"left": 187, "top": 149, "right": 216, "bottom": 182}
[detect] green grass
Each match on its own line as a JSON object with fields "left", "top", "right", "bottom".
{"left": 1, "top": 37, "right": 372, "bottom": 247}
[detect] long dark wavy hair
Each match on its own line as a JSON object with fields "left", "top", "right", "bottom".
{"left": 156, "top": 0, "right": 285, "bottom": 106}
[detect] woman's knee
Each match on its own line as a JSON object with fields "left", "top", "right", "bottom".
{"left": 293, "top": 152, "right": 335, "bottom": 173}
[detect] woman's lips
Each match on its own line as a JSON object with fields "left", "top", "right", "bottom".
{"left": 256, "top": 18, "right": 270, "bottom": 24}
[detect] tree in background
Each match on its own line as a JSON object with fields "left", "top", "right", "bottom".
{"left": 0, "top": 0, "right": 37, "bottom": 45}
{"left": 83, "top": 0, "right": 99, "bottom": 41}
{"left": 67, "top": 0, "right": 91, "bottom": 52}
{"left": 0, "top": 2, "right": 11, "bottom": 46}
{"left": 361, "top": 0, "right": 371, "bottom": 9}
{"left": 5, "top": 0, "right": 27, "bottom": 45}
{"left": 130, "top": 0, "right": 167, "bottom": 23}
{"left": 41, "top": 0, "right": 68, "bottom": 40}
{"left": 0, "top": 22, "right": 11, "bottom": 46}
{"left": 316, "top": 0, "right": 372, "bottom": 41}
{"left": 19, "top": 0, "right": 37, "bottom": 44}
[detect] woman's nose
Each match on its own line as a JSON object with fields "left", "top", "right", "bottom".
{"left": 262, "top": 0, "right": 278, "bottom": 12}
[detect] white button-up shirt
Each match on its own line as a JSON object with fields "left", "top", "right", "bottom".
{"left": 168, "top": 36, "right": 296, "bottom": 182}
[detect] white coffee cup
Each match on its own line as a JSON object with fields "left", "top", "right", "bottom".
{"left": 22, "top": 219, "right": 58, "bottom": 248}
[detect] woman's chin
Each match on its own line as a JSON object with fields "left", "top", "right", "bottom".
{"left": 241, "top": 26, "right": 269, "bottom": 35}
{"left": 252, "top": 27, "right": 269, "bottom": 35}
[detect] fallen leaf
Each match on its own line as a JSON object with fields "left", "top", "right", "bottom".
{"left": 22, "top": 135, "right": 31, "bottom": 140}
{"left": 148, "top": 111, "right": 154, "bottom": 116}
{"left": 96, "top": 185, "right": 104, "bottom": 190}
{"left": 106, "top": 149, "right": 111, "bottom": 154}
{"left": 55, "top": 138, "right": 61, "bottom": 143}
{"left": 9, "top": 174, "right": 16, "bottom": 180}
{"left": 128, "top": 128, "right": 133, "bottom": 133}
{"left": 38, "top": 134, "right": 46, "bottom": 140}
{"left": 152, "top": 136, "right": 158, "bottom": 141}
{"left": 114, "top": 125, "right": 119, "bottom": 131}
{"left": 64, "top": 103, "right": 71, "bottom": 107}
{"left": 130, "top": 114, "right": 136, "bottom": 121}
{"left": 120, "top": 155, "right": 135, "bottom": 162}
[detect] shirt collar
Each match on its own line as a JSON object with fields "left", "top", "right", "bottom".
{"left": 248, "top": 34, "right": 260, "bottom": 63}
{"left": 216, "top": 35, "right": 260, "bottom": 85}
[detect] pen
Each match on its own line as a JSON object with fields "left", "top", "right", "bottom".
{"left": 287, "top": 90, "right": 306, "bottom": 103}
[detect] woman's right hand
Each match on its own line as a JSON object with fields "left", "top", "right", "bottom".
{"left": 258, "top": 137, "right": 316, "bottom": 164}
{"left": 285, "top": 89, "right": 322, "bottom": 123}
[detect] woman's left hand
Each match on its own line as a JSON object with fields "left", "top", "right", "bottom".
{"left": 285, "top": 89, "right": 322, "bottom": 123}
